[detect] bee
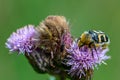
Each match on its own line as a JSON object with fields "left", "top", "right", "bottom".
{"left": 77, "top": 30, "right": 110, "bottom": 49}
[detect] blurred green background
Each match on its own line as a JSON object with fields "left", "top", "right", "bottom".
{"left": 0, "top": 0, "right": 119, "bottom": 80}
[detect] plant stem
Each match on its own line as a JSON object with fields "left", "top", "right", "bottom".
{"left": 55, "top": 75, "right": 66, "bottom": 80}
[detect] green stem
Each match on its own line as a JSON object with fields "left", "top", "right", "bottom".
{"left": 49, "top": 75, "right": 66, "bottom": 80}
{"left": 55, "top": 75, "right": 66, "bottom": 80}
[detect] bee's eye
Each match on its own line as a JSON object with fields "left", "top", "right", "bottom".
{"left": 105, "top": 35, "right": 109, "bottom": 42}
{"left": 101, "top": 35, "right": 105, "bottom": 42}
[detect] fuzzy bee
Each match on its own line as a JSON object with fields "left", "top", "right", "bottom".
{"left": 77, "top": 30, "right": 110, "bottom": 49}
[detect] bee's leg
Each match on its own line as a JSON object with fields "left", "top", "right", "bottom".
{"left": 89, "top": 42, "right": 96, "bottom": 58}
{"left": 77, "top": 37, "right": 81, "bottom": 42}
{"left": 93, "top": 44, "right": 97, "bottom": 52}
{"left": 90, "top": 43, "right": 100, "bottom": 60}
{"left": 93, "top": 44, "right": 100, "bottom": 60}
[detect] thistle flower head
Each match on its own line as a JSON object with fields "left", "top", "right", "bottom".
{"left": 66, "top": 41, "right": 110, "bottom": 78}
{"left": 5, "top": 25, "right": 40, "bottom": 54}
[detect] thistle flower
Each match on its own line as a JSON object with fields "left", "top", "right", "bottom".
{"left": 66, "top": 41, "right": 110, "bottom": 79}
{"left": 5, "top": 25, "right": 40, "bottom": 54}
{"left": 5, "top": 16, "right": 71, "bottom": 76}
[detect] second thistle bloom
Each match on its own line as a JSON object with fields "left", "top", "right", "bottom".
{"left": 5, "top": 25, "right": 40, "bottom": 54}
{"left": 66, "top": 41, "right": 110, "bottom": 79}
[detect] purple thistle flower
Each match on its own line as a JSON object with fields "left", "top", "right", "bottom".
{"left": 5, "top": 25, "right": 40, "bottom": 54}
{"left": 66, "top": 41, "right": 110, "bottom": 78}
